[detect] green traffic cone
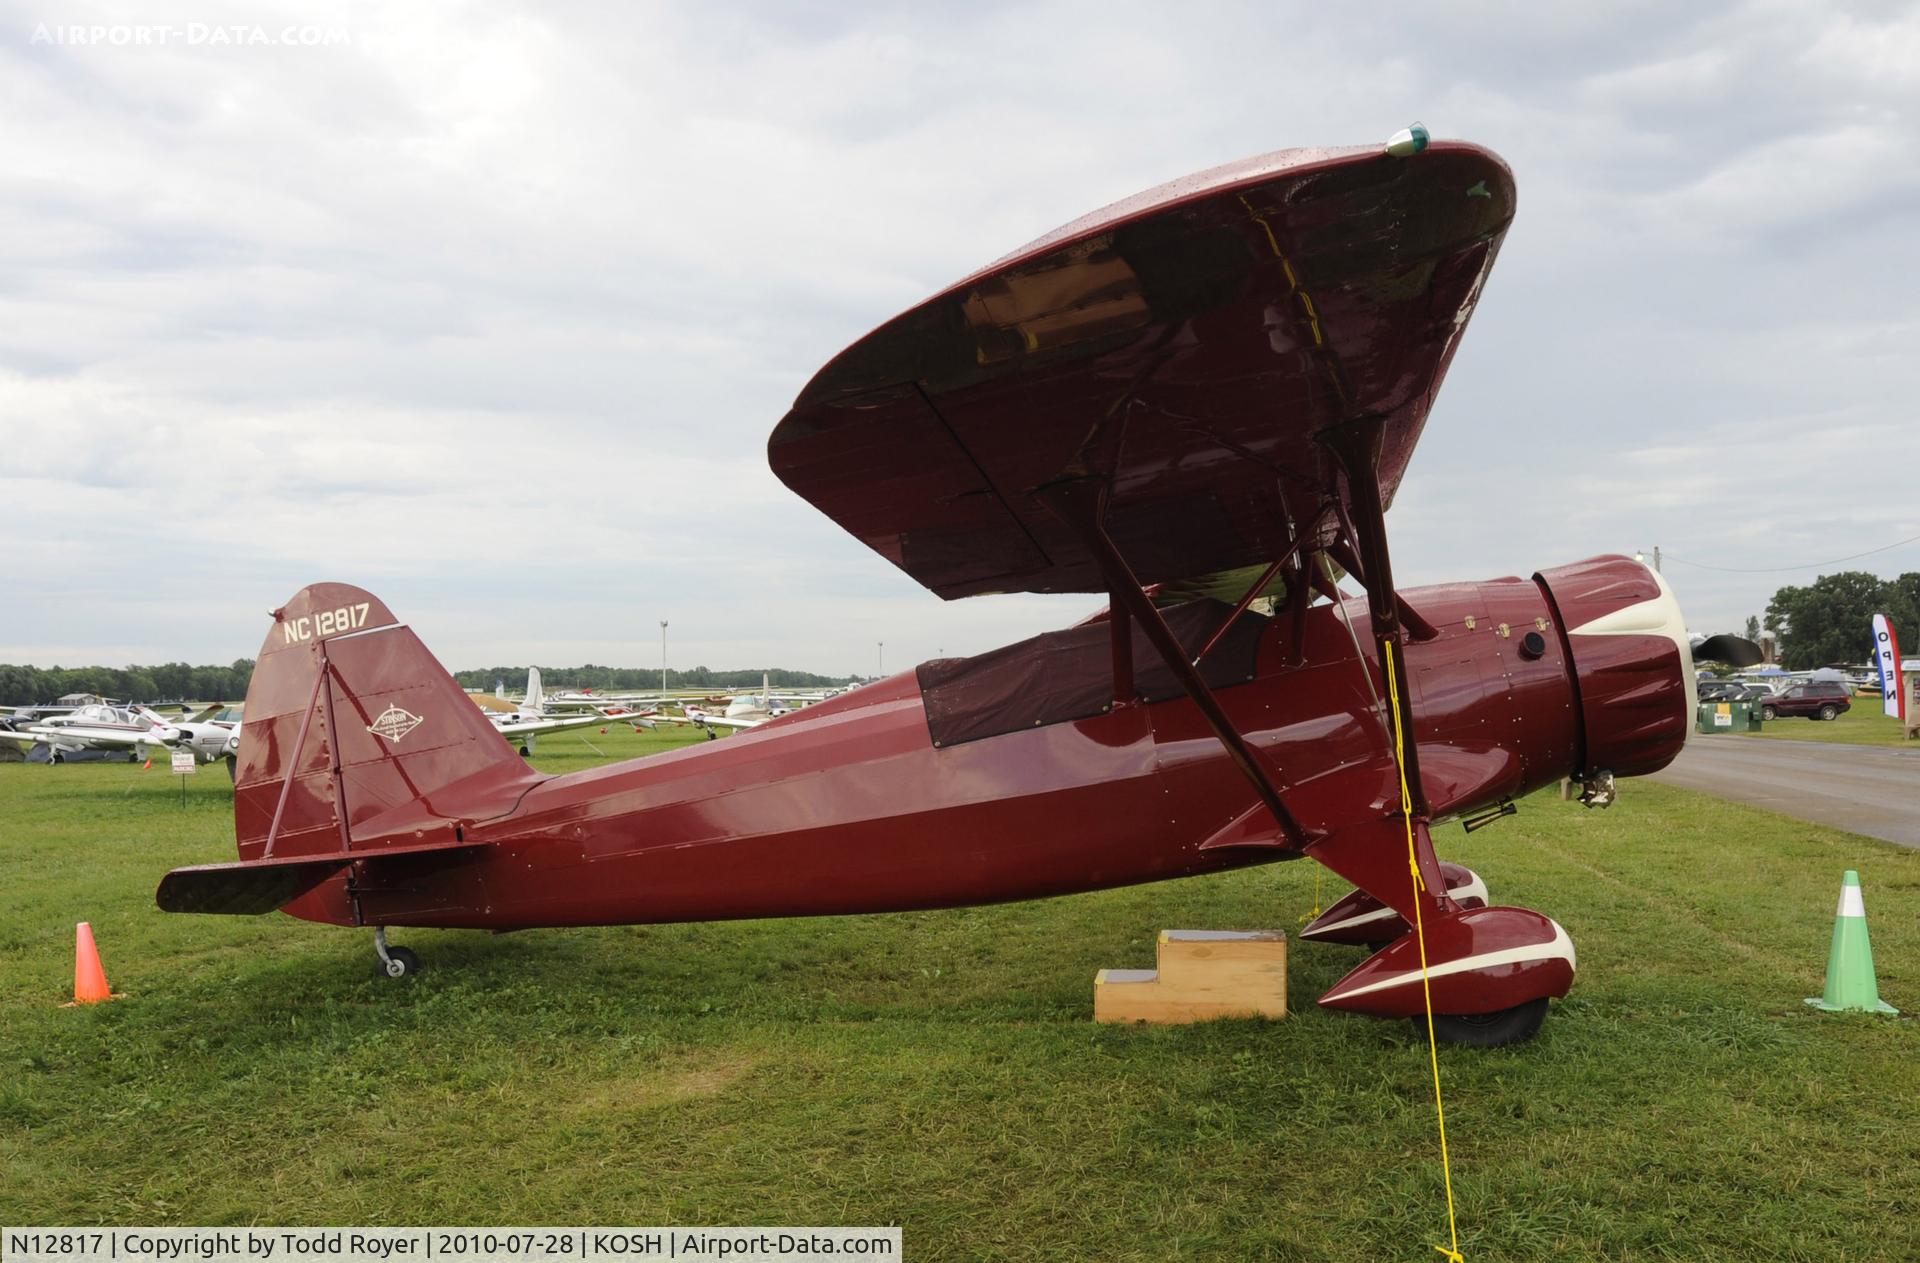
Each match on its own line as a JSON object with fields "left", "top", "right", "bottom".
{"left": 1805, "top": 870, "right": 1898, "bottom": 1015}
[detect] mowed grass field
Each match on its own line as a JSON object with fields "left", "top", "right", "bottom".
{"left": 3, "top": 725, "right": 1918, "bottom": 1260}
{"left": 1742, "top": 700, "right": 1916, "bottom": 747}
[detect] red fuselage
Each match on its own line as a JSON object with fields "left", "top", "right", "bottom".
{"left": 283, "top": 556, "right": 1688, "bottom": 931}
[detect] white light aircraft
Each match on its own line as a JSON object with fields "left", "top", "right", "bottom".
{"left": 0, "top": 703, "right": 185, "bottom": 762}
{"left": 165, "top": 704, "right": 247, "bottom": 764}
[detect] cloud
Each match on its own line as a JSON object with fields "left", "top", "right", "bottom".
{"left": 2, "top": 0, "right": 1916, "bottom": 672}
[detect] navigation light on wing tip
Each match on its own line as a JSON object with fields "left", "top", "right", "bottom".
{"left": 1385, "top": 122, "right": 1430, "bottom": 158}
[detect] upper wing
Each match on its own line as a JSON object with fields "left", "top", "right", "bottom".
{"left": 769, "top": 141, "right": 1514, "bottom": 598}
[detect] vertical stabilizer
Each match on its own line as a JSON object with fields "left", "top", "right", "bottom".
{"left": 233, "top": 584, "right": 537, "bottom": 862}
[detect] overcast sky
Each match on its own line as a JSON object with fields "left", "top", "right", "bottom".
{"left": 3, "top": 1, "right": 1916, "bottom": 677}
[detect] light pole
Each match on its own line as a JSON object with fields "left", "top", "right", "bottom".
{"left": 660, "top": 621, "right": 669, "bottom": 695}
{"left": 877, "top": 641, "right": 884, "bottom": 679}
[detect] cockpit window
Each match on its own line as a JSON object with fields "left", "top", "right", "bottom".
{"left": 917, "top": 598, "right": 1266, "bottom": 748}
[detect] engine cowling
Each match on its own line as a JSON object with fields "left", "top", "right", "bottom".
{"left": 1534, "top": 555, "right": 1694, "bottom": 779}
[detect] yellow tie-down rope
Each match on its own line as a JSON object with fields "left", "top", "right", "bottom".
{"left": 1383, "top": 638, "right": 1465, "bottom": 1263}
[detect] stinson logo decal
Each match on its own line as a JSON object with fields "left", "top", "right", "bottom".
{"left": 366, "top": 707, "right": 423, "bottom": 743}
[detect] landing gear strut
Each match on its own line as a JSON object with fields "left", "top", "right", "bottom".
{"left": 373, "top": 926, "right": 421, "bottom": 979}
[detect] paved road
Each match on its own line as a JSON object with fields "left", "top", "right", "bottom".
{"left": 1649, "top": 736, "right": 1920, "bottom": 848}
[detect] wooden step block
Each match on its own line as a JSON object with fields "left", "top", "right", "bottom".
{"left": 1094, "top": 929, "right": 1287, "bottom": 1024}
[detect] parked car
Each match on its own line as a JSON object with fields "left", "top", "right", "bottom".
{"left": 1759, "top": 682, "right": 1852, "bottom": 722}
{"left": 1699, "top": 681, "right": 1767, "bottom": 703}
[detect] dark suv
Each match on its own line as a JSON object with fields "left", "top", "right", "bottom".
{"left": 1760, "top": 682, "right": 1851, "bottom": 722}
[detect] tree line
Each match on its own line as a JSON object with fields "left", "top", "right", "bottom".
{"left": 0, "top": 659, "right": 858, "bottom": 705}
{"left": 450, "top": 665, "right": 857, "bottom": 691}
{"left": 1763, "top": 571, "right": 1920, "bottom": 671}
{"left": 0, "top": 661, "right": 257, "bottom": 705}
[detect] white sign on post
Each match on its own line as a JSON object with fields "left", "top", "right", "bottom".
{"left": 170, "top": 749, "right": 197, "bottom": 775}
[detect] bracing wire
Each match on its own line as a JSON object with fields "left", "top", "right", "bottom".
{"left": 1661, "top": 529, "right": 1920, "bottom": 575}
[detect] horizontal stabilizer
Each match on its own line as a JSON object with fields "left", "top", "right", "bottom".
{"left": 157, "top": 840, "right": 479, "bottom": 915}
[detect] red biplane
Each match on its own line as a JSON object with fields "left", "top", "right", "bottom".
{"left": 160, "top": 136, "right": 1725, "bottom": 1045}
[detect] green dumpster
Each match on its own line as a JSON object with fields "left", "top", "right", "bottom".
{"left": 1696, "top": 701, "right": 1751, "bottom": 734}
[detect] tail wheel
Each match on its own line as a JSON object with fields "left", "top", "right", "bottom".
{"left": 1818, "top": 704, "right": 1838, "bottom": 721}
{"left": 1762, "top": 705, "right": 1777, "bottom": 721}
{"left": 378, "top": 946, "right": 422, "bottom": 979}
{"left": 1428, "top": 998, "right": 1549, "bottom": 1048}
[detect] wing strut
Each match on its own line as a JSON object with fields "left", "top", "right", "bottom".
{"left": 1039, "top": 477, "right": 1309, "bottom": 850}
{"left": 1321, "top": 415, "right": 1428, "bottom": 816}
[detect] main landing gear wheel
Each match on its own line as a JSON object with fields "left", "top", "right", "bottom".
{"left": 373, "top": 927, "right": 421, "bottom": 979}
{"left": 1428, "top": 997, "right": 1548, "bottom": 1048}
{"left": 519, "top": 745, "right": 531, "bottom": 757}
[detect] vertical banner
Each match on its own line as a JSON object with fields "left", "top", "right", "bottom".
{"left": 1871, "top": 613, "right": 1904, "bottom": 720}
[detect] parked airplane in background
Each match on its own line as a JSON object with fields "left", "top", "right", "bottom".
{"left": 0, "top": 703, "right": 184, "bottom": 761}
{"left": 158, "top": 135, "right": 1758, "bottom": 1048}
{"left": 479, "top": 668, "right": 623, "bottom": 755}
{"left": 545, "top": 687, "right": 687, "bottom": 710}
{"left": 638, "top": 675, "right": 845, "bottom": 737}
{"left": 164, "top": 704, "right": 247, "bottom": 764}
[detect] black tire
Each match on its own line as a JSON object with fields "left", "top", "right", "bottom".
{"left": 1761, "top": 706, "right": 1777, "bottom": 722}
{"left": 378, "top": 945, "right": 422, "bottom": 979}
{"left": 518, "top": 745, "right": 531, "bottom": 757}
{"left": 50, "top": 751, "right": 63, "bottom": 764}
{"left": 1427, "top": 997, "right": 1549, "bottom": 1048}
{"left": 1818, "top": 704, "right": 1838, "bottom": 721}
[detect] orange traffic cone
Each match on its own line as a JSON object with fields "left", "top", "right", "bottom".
{"left": 69, "top": 922, "right": 115, "bottom": 1005}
